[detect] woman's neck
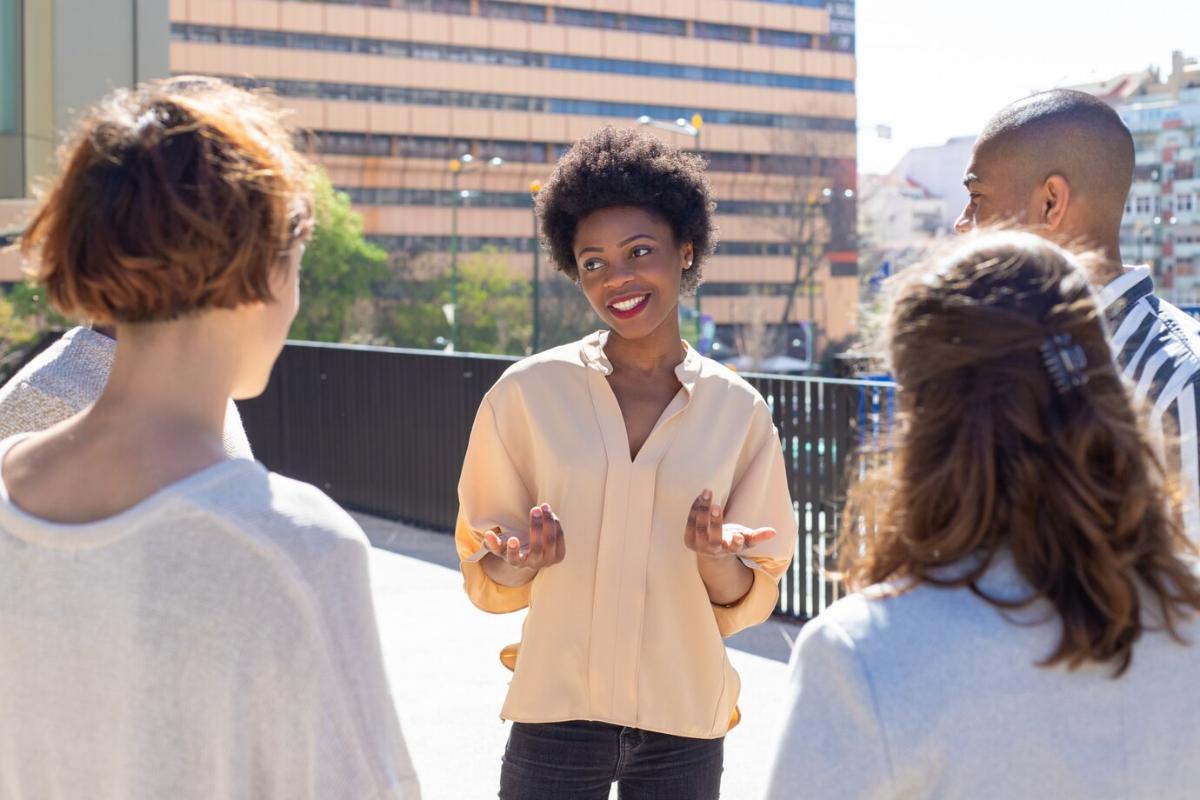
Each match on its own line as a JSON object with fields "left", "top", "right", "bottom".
{"left": 2, "top": 311, "right": 247, "bottom": 524}
{"left": 604, "top": 317, "right": 687, "bottom": 377}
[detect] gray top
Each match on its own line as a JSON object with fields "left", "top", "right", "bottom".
{"left": 0, "top": 434, "right": 419, "bottom": 799}
{"left": 0, "top": 326, "right": 254, "bottom": 458}
{"left": 766, "top": 552, "right": 1200, "bottom": 799}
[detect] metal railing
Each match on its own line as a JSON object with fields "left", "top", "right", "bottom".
{"left": 238, "top": 341, "right": 898, "bottom": 620}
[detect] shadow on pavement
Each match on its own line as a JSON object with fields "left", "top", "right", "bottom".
{"left": 353, "top": 512, "right": 806, "bottom": 664}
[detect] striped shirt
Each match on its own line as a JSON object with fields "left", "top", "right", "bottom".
{"left": 1100, "top": 267, "right": 1200, "bottom": 540}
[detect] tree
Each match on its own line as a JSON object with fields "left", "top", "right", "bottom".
{"left": 290, "top": 170, "right": 390, "bottom": 343}
{"left": 749, "top": 127, "right": 857, "bottom": 369}
{"left": 5, "top": 278, "right": 71, "bottom": 331}
{"left": 0, "top": 292, "right": 35, "bottom": 353}
{"left": 449, "top": 249, "right": 531, "bottom": 356}
{"left": 534, "top": 273, "right": 601, "bottom": 351}
{"left": 377, "top": 248, "right": 532, "bottom": 356}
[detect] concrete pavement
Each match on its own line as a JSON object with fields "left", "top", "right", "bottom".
{"left": 356, "top": 513, "right": 803, "bottom": 800}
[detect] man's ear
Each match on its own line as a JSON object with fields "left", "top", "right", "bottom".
{"left": 1041, "top": 174, "right": 1071, "bottom": 231}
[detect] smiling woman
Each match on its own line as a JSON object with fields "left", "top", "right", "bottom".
{"left": 454, "top": 126, "right": 798, "bottom": 800}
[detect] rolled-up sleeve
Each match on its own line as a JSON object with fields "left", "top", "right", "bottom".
{"left": 714, "top": 422, "right": 798, "bottom": 636}
{"left": 455, "top": 395, "right": 535, "bottom": 614}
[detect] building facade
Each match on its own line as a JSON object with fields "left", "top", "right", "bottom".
{"left": 168, "top": 0, "right": 859, "bottom": 350}
{"left": 1111, "top": 53, "right": 1200, "bottom": 296}
{"left": 0, "top": 0, "right": 168, "bottom": 282}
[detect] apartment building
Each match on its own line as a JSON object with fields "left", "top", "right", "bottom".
{"left": 168, "top": 0, "right": 860, "bottom": 349}
{"left": 1114, "top": 53, "right": 1200, "bottom": 295}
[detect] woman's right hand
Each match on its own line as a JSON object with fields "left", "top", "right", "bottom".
{"left": 482, "top": 503, "right": 566, "bottom": 572}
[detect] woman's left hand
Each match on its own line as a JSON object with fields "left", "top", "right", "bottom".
{"left": 684, "top": 489, "right": 777, "bottom": 558}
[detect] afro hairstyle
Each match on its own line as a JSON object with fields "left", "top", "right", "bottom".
{"left": 535, "top": 125, "right": 718, "bottom": 296}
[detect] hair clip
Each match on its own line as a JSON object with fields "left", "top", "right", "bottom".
{"left": 1040, "top": 334, "right": 1089, "bottom": 395}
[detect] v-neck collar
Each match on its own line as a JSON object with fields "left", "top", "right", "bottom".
{"left": 580, "top": 330, "right": 703, "bottom": 396}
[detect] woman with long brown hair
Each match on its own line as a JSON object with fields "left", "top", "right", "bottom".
{"left": 766, "top": 231, "right": 1200, "bottom": 799}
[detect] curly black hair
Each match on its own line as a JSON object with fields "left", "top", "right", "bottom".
{"left": 535, "top": 126, "right": 717, "bottom": 296}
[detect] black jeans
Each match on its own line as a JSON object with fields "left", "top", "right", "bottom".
{"left": 498, "top": 720, "right": 724, "bottom": 800}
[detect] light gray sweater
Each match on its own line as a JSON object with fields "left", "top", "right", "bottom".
{"left": 0, "top": 436, "right": 419, "bottom": 799}
{"left": 766, "top": 553, "right": 1200, "bottom": 799}
{"left": 0, "top": 327, "right": 254, "bottom": 458}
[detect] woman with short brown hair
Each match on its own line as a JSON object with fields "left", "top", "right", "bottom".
{"left": 767, "top": 231, "right": 1200, "bottom": 799}
{"left": 0, "top": 77, "right": 418, "bottom": 799}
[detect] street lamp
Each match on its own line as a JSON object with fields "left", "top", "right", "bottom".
{"left": 530, "top": 180, "right": 542, "bottom": 354}
{"left": 448, "top": 154, "right": 504, "bottom": 351}
{"left": 636, "top": 113, "right": 705, "bottom": 340}
{"left": 636, "top": 114, "right": 703, "bottom": 153}
{"left": 806, "top": 188, "right": 833, "bottom": 374}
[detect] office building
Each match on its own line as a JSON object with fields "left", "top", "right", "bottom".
{"left": 1, "top": 0, "right": 168, "bottom": 282}
{"left": 169, "top": 0, "right": 860, "bottom": 351}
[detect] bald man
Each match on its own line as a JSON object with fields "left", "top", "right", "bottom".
{"left": 957, "top": 89, "right": 1200, "bottom": 540}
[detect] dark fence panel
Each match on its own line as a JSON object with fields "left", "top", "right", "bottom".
{"left": 239, "top": 342, "right": 897, "bottom": 620}
{"left": 239, "top": 342, "right": 516, "bottom": 531}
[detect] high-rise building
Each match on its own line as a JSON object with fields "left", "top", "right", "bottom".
{"left": 0, "top": 0, "right": 168, "bottom": 282}
{"left": 1061, "top": 52, "right": 1200, "bottom": 296}
{"left": 168, "top": 0, "right": 859, "bottom": 352}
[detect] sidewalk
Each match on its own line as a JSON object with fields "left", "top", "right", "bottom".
{"left": 356, "top": 513, "right": 803, "bottom": 800}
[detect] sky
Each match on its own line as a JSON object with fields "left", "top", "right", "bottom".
{"left": 854, "top": 0, "right": 1200, "bottom": 175}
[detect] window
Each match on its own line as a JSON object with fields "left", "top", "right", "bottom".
{"left": 480, "top": 1, "right": 547, "bottom": 22}
{"left": 1180, "top": 194, "right": 1196, "bottom": 213}
{"left": 694, "top": 22, "right": 752, "bottom": 43}
{"left": 189, "top": 26, "right": 223, "bottom": 43}
{"left": 0, "top": 0, "right": 15, "bottom": 143}
{"left": 556, "top": 8, "right": 620, "bottom": 29}
{"left": 1135, "top": 196, "right": 1153, "bottom": 215}
{"left": 759, "top": 29, "right": 812, "bottom": 48}
{"left": 626, "top": 15, "right": 687, "bottom": 36}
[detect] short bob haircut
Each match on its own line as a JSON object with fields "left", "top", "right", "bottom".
{"left": 535, "top": 126, "right": 717, "bottom": 296}
{"left": 20, "top": 75, "right": 314, "bottom": 325}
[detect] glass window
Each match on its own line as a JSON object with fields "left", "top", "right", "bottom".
{"left": 0, "top": 0, "right": 16, "bottom": 135}
{"left": 228, "top": 29, "right": 257, "bottom": 46}
{"left": 759, "top": 29, "right": 811, "bottom": 48}
{"left": 694, "top": 22, "right": 752, "bottom": 43}
{"left": 258, "top": 31, "right": 287, "bottom": 48}
{"left": 320, "top": 36, "right": 354, "bottom": 52}
{"left": 557, "top": 8, "right": 619, "bottom": 29}
{"left": 170, "top": 23, "right": 189, "bottom": 42}
{"left": 190, "top": 26, "right": 223, "bottom": 43}
{"left": 480, "top": 1, "right": 548, "bottom": 22}
{"left": 625, "top": 14, "right": 686, "bottom": 36}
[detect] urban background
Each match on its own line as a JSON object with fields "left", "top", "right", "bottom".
{"left": 2, "top": 1, "right": 1198, "bottom": 373}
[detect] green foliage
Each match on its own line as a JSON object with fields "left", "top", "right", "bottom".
{"left": 290, "top": 170, "right": 390, "bottom": 343}
{"left": 0, "top": 292, "right": 35, "bottom": 353}
{"left": 451, "top": 249, "right": 531, "bottom": 356}
{"left": 534, "top": 274, "right": 600, "bottom": 351}
{"left": 6, "top": 279, "right": 70, "bottom": 330}
{"left": 378, "top": 248, "right": 534, "bottom": 356}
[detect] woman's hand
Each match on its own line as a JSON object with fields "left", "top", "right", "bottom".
{"left": 684, "top": 489, "right": 776, "bottom": 558}
{"left": 482, "top": 503, "right": 566, "bottom": 572}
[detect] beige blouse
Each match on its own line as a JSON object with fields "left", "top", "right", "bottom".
{"left": 455, "top": 331, "right": 797, "bottom": 739}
